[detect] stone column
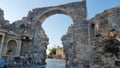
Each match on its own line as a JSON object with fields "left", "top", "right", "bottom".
{"left": 0, "top": 33, "right": 6, "bottom": 58}
{"left": 16, "top": 40, "right": 22, "bottom": 56}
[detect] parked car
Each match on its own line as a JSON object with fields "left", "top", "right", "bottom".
{"left": 0, "top": 58, "right": 6, "bottom": 68}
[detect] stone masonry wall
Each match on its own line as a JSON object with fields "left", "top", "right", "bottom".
{"left": 0, "top": 8, "right": 10, "bottom": 28}
{"left": 25, "top": 0, "right": 88, "bottom": 66}
{"left": 0, "top": 1, "right": 90, "bottom": 67}
{"left": 0, "top": 0, "right": 120, "bottom": 68}
{"left": 88, "top": 6, "right": 120, "bottom": 68}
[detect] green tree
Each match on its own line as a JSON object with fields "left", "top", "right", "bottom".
{"left": 49, "top": 48, "right": 56, "bottom": 55}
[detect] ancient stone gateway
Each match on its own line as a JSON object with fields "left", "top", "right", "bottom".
{"left": 0, "top": 0, "right": 93, "bottom": 68}
{"left": 1, "top": 0, "right": 120, "bottom": 68}
{"left": 26, "top": 0, "right": 89, "bottom": 68}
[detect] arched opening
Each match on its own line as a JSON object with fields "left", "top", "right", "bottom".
{"left": 39, "top": 9, "right": 68, "bottom": 24}
{"left": 90, "top": 23, "right": 95, "bottom": 37}
{"left": 89, "top": 23, "right": 95, "bottom": 47}
{"left": 7, "top": 40, "right": 17, "bottom": 56}
{"left": 40, "top": 10, "right": 73, "bottom": 67}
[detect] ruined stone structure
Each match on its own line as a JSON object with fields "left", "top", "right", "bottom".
{"left": 88, "top": 6, "right": 120, "bottom": 68}
{"left": 55, "top": 47, "right": 65, "bottom": 60}
{"left": 0, "top": 0, "right": 120, "bottom": 68}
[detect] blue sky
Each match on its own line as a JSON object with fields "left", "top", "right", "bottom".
{"left": 0, "top": 0, "right": 120, "bottom": 50}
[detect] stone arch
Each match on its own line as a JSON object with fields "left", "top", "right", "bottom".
{"left": 28, "top": 1, "right": 87, "bottom": 25}
{"left": 39, "top": 8, "right": 70, "bottom": 24}
{"left": 38, "top": 9, "right": 74, "bottom": 63}
{"left": 30, "top": 1, "right": 88, "bottom": 67}
{"left": 33, "top": 8, "right": 74, "bottom": 65}
{"left": 6, "top": 40, "right": 17, "bottom": 56}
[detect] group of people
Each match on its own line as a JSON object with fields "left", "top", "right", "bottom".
{"left": 13, "top": 55, "right": 32, "bottom": 65}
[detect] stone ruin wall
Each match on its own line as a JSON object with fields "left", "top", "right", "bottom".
{"left": 0, "top": 1, "right": 120, "bottom": 68}
{"left": 24, "top": 1, "right": 88, "bottom": 66}
{"left": 0, "top": 1, "right": 89, "bottom": 67}
{"left": 88, "top": 6, "right": 120, "bottom": 68}
{"left": 0, "top": 8, "right": 10, "bottom": 28}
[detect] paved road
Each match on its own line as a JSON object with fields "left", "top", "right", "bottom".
{"left": 44, "top": 59, "right": 65, "bottom": 68}
{"left": 11, "top": 59, "right": 65, "bottom": 68}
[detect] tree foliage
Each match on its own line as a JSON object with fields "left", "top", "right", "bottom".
{"left": 49, "top": 48, "right": 56, "bottom": 55}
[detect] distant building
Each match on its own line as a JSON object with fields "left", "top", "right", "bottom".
{"left": 55, "top": 47, "right": 65, "bottom": 60}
